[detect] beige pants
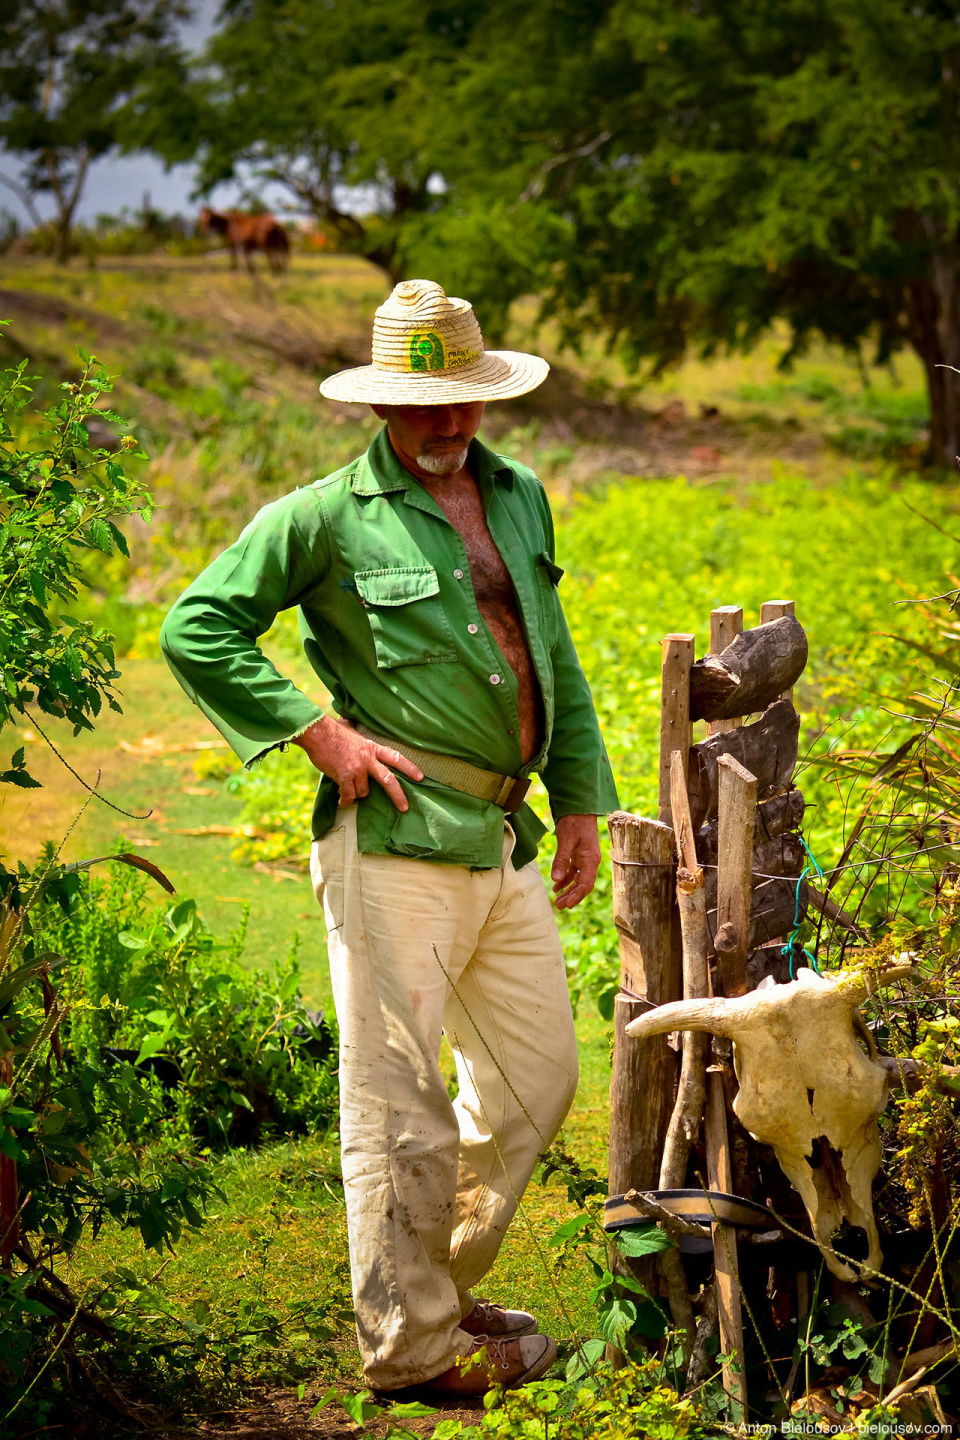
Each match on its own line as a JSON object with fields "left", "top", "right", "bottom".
{"left": 310, "top": 805, "right": 578, "bottom": 1390}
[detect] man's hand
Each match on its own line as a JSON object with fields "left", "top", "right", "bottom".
{"left": 293, "top": 716, "right": 423, "bottom": 810}
{"left": 551, "top": 814, "right": 601, "bottom": 910}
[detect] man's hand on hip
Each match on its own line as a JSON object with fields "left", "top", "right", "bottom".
{"left": 551, "top": 814, "right": 601, "bottom": 910}
{"left": 293, "top": 716, "right": 423, "bottom": 810}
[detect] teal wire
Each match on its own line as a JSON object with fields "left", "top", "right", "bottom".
{"left": 782, "top": 836, "right": 826, "bottom": 979}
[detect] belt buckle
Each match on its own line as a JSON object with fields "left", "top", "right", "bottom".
{"left": 502, "top": 776, "right": 531, "bottom": 813}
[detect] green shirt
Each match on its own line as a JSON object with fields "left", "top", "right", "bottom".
{"left": 159, "top": 429, "right": 619, "bottom": 870}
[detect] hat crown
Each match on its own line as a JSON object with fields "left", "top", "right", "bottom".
{"left": 372, "top": 279, "right": 484, "bottom": 377}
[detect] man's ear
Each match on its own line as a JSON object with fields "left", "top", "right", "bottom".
{"left": 370, "top": 404, "right": 389, "bottom": 421}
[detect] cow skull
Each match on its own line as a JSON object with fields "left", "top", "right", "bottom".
{"left": 626, "top": 963, "right": 913, "bottom": 1279}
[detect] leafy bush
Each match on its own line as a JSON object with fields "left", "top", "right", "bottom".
{"left": 0, "top": 333, "right": 150, "bottom": 791}
{"left": 53, "top": 864, "right": 338, "bottom": 1148}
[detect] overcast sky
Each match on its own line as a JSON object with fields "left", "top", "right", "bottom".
{"left": 0, "top": 0, "right": 263, "bottom": 229}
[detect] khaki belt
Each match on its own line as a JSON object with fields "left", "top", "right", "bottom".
{"left": 354, "top": 725, "right": 531, "bottom": 813}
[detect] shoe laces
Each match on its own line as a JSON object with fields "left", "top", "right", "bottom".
{"left": 468, "top": 1334, "right": 514, "bottom": 1371}
{"left": 471, "top": 1300, "right": 506, "bottom": 1326}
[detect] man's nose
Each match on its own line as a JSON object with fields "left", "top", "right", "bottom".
{"left": 430, "top": 407, "right": 461, "bottom": 435}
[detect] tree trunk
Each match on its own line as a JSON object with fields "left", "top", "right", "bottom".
{"left": 905, "top": 251, "right": 960, "bottom": 469}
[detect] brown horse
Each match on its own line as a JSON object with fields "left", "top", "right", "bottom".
{"left": 199, "top": 207, "right": 290, "bottom": 274}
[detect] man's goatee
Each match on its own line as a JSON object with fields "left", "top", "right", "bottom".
{"left": 417, "top": 448, "right": 468, "bottom": 475}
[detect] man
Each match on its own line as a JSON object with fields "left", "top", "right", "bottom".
{"left": 160, "top": 279, "right": 619, "bottom": 1398}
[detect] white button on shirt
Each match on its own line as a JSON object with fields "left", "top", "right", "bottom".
{"left": 467, "top": 623, "right": 478, "bottom": 634}
{"left": 489, "top": 673, "right": 501, "bottom": 685}
{"left": 453, "top": 568, "right": 464, "bottom": 579}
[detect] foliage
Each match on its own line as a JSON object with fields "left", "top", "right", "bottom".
{"left": 145, "top": 0, "right": 472, "bottom": 284}
{"left": 53, "top": 863, "right": 338, "bottom": 1148}
{"left": 0, "top": 0, "right": 192, "bottom": 263}
{"left": 0, "top": 336, "right": 151, "bottom": 792}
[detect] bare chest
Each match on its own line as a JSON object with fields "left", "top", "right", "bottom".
{"left": 425, "top": 479, "right": 514, "bottom": 609}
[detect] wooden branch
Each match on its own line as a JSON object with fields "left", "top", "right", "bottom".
{"left": 690, "top": 616, "right": 807, "bottom": 722}
{"left": 706, "top": 607, "right": 743, "bottom": 737}
{"left": 805, "top": 885, "right": 868, "bottom": 939}
{"left": 659, "top": 636, "right": 694, "bottom": 826}
{"left": 607, "top": 812, "right": 679, "bottom": 1365}
{"left": 659, "top": 754, "right": 710, "bottom": 1191}
{"left": 622, "top": 1190, "right": 710, "bottom": 1241}
{"left": 659, "top": 1245, "right": 698, "bottom": 1361}
{"left": 685, "top": 1282, "right": 719, "bottom": 1393}
{"left": 607, "top": 814, "right": 679, "bottom": 1197}
{"left": 687, "top": 698, "right": 800, "bottom": 830}
{"left": 706, "top": 1068, "right": 747, "bottom": 1422}
{"left": 897, "top": 1339, "right": 956, "bottom": 1378}
{"left": 715, "top": 755, "right": 758, "bottom": 996}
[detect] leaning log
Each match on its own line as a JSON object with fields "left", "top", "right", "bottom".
{"left": 689, "top": 616, "right": 808, "bottom": 722}
{"left": 687, "top": 699, "right": 800, "bottom": 830}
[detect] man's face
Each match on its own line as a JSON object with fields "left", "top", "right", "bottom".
{"left": 371, "top": 401, "right": 486, "bottom": 478}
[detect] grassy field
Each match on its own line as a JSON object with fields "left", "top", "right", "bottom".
{"left": 2, "top": 251, "right": 959, "bottom": 1433}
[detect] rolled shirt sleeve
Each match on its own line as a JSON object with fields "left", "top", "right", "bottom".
{"left": 159, "top": 490, "right": 328, "bottom": 767}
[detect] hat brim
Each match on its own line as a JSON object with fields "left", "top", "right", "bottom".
{"left": 318, "top": 350, "right": 549, "bottom": 404}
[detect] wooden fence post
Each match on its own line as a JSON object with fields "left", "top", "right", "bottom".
{"left": 760, "top": 599, "right": 796, "bottom": 704}
{"left": 658, "top": 635, "right": 695, "bottom": 825}
{"left": 607, "top": 813, "right": 678, "bottom": 1198}
{"left": 607, "top": 811, "right": 678, "bottom": 1359}
{"left": 715, "top": 754, "right": 758, "bottom": 999}
{"left": 706, "top": 607, "right": 743, "bottom": 737}
{"left": 706, "top": 1074, "right": 747, "bottom": 1423}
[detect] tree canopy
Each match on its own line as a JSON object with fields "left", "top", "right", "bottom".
{"left": 148, "top": 0, "right": 960, "bottom": 462}
{"left": 0, "top": 0, "right": 191, "bottom": 263}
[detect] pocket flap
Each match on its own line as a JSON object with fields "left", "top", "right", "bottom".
{"left": 538, "top": 551, "right": 565, "bottom": 586}
{"left": 355, "top": 565, "right": 441, "bottom": 607}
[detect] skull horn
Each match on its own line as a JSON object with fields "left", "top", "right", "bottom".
{"left": 626, "top": 997, "right": 733, "bottom": 1042}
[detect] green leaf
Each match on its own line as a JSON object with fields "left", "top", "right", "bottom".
{"left": 5, "top": 1106, "right": 36, "bottom": 1130}
{"left": 548, "top": 1212, "right": 593, "bottom": 1247}
{"left": 565, "top": 1337, "right": 605, "bottom": 1382}
{"left": 388, "top": 1401, "right": 440, "bottom": 1417}
{"left": 598, "top": 1296, "right": 636, "bottom": 1344}
{"left": 340, "top": 1391, "right": 383, "bottom": 1424}
{"left": 86, "top": 517, "right": 112, "bottom": 553}
{"left": 134, "top": 1033, "right": 168, "bottom": 1066}
{"left": 614, "top": 1224, "right": 673, "bottom": 1258}
{"left": 308, "top": 1387, "right": 339, "bottom": 1418}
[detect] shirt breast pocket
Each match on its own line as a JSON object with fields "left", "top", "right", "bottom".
{"left": 354, "top": 565, "right": 458, "bottom": 669}
{"left": 535, "top": 551, "right": 564, "bottom": 650}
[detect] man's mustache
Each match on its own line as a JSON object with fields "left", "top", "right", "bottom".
{"left": 423, "top": 434, "right": 468, "bottom": 449}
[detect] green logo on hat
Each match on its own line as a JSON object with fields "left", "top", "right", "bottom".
{"left": 409, "top": 331, "right": 445, "bottom": 372}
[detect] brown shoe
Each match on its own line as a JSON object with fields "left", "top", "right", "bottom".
{"left": 420, "top": 1334, "right": 557, "bottom": 1398}
{"left": 460, "top": 1299, "right": 538, "bottom": 1338}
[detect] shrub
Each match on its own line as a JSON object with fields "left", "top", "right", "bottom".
{"left": 53, "top": 864, "right": 338, "bottom": 1148}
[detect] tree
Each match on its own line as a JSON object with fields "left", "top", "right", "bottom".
{"left": 0, "top": 0, "right": 191, "bottom": 264}
{"left": 145, "top": 0, "right": 485, "bottom": 283}
{"left": 442, "top": 0, "right": 960, "bottom": 466}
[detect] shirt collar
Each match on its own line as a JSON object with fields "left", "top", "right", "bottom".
{"left": 350, "top": 427, "right": 516, "bottom": 496}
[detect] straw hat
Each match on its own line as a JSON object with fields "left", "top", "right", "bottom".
{"left": 319, "top": 279, "right": 549, "bottom": 404}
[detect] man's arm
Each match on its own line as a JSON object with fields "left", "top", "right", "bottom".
{"left": 160, "top": 490, "right": 421, "bottom": 809}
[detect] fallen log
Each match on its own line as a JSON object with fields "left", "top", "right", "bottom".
{"left": 687, "top": 698, "right": 800, "bottom": 830}
{"left": 689, "top": 616, "right": 808, "bottom": 722}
